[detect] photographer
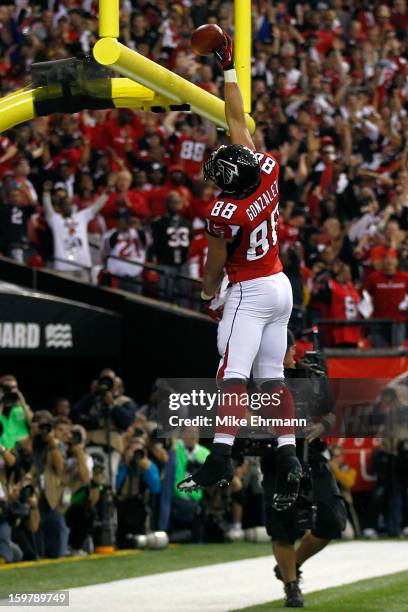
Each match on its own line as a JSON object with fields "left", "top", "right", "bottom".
{"left": 61, "top": 422, "right": 94, "bottom": 554}
{"left": 260, "top": 331, "right": 346, "bottom": 608}
{"left": 0, "top": 375, "right": 31, "bottom": 449}
{"left": 16, "top": 411, "right": 66, "bottom": 558}
{"left": 8, "top": 474, "right": 40, "bottom": 561}
{"left": 71, "top": 371, "right": 137, "bottom": 489}
{"left": 0, "top": 473, "right": 23, "bottom": 563}
{"left": 170, "top": 428, "right": 209, "bottom": 542}
{"left": 115, "top": 435, "right": 161, "bottom": 548}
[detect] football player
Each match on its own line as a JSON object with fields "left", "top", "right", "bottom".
{"left": 178, "top": 31, "right": 302, "bottom": 512}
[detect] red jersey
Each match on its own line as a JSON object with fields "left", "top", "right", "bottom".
{"left": 330, "top": 280, "right": 362, "bottom": 346}
{"left": 206, "top": 152, "right": 283, "bottom": 284}
{"left": 364, "top": 270, "right": 408, "bottom": 322}
{"left": 102, "top": 191, "right": 149, "bottom": 229}
{"left": 169, "top": 132, "right": 208, "bottom": 177}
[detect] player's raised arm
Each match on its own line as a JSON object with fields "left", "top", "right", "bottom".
{"left": 214, "top": 32, "right": 255, "bottom": 151}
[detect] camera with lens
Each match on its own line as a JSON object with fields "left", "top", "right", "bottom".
{"left": 19, "top": 484, "right": 34, "bottom": 504}
{"left": 0, "top": 384, "right": 20, "bottom": 416}
{"left": 71, "top": 428, "right": 83, "bottom": 446}
{"left": 37, "top": 421, "right": 52, "bottom": 436}
{"left": 129, "top": 438, "right": 146, "bottom": 473}
{"left": 2, "top": 392, "right": 20, "bottom": 407}
{"left": 95, "top": 376, "right": 115, "bottom": 417}
{"left": 96, "top": 376, "right": 114, "bottom": 396}
{"left": 295, "top": 464, "right": 317, "bottom": 531}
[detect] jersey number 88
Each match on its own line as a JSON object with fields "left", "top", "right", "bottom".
{"left": 246, "top": 204, "right": 279, "bottom": 261}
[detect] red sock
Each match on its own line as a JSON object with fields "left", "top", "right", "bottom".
{"left": 215, "top": 380, "right": 248, "bottom": 437}
{"left": 261, "top": 382, "right": 295, "bottom": 438}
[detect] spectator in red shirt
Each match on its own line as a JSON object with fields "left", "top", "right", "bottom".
{"left": 102, "top": 171, "right": 149, "bottom": 230}
{"left": 364, "top": 252, "right": 408, "bottom": 347}
{"left": 391, "top": 0, "right": 408, "bottom": 35}
{"left": 149, "top": 166, "right": 192, "bottom": 218}
{"left": 329, "top": 263, "right": 362, "bottom": 348}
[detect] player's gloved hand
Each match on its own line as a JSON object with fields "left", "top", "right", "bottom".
{"left": 214, "top": 30, "right": 234, "bottom": 71}
{"left": 201, "top": 291, "right": 225, "bottom": 322}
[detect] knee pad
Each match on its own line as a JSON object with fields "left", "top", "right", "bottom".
{"left": 260, "top": 379, "right": 286, "bottom": 393}
{"left": 313, "top": 495, "right": 347, "bottom": 540}
{"left": 219, "top": 377, "right": 248, "bottom": 390}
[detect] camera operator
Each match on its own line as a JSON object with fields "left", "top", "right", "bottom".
{"left": 115, "top": 434, "right": 161, "bottom": 548}
{"left": 15, "top": 411, "right": 66, "bottom": 558}
{"left": 260, "top": 331, "right": 346, "bottom": 608}
{"left": 0, "top": 375, "right": 31, "bottom": 449}
{"left": 71, "top": 371, "right": 137, "bottom": 489}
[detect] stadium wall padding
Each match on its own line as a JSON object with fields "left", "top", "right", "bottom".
{"left": 0, "top": 256, "right": 218, "bottom": 406}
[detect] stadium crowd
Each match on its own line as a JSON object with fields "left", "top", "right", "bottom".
{"left": 0, "top": 1, "right": 407, "bottom": 346}
{"left": 0, "top": 368, "right": 407, "bottom": 562}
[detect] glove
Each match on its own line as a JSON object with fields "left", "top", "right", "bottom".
{"left": 214, "top": 30, "right": 234, "bottom": 71}
{"left": 399, "top": 293, "right": 408, "bottom": 311}
{"left": 202, "top": 294, "right": 225, "bottom": 322}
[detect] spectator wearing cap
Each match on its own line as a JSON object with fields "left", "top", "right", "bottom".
{"left": 364, "top": 252, "right": 408, "bottom": 347}
{"left": 43, "top": 182, "right": 108, "bottom": 282}
{"left": 100, "top": 209, "right": 147, "bottom": 294}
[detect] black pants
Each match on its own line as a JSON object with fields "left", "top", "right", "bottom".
{"left": 262, "top": 455, "right": 347, "bottom": 543}
{"left": 65, "top": 504, "right": 94, "bottom": 550}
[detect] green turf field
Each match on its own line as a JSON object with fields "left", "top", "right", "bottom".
{"left": 1, "top": 542, "right": 407, "bottom": 611}
{"left": 0, "top": 542, "right": 272, "bottom": 595}
{"left": 237, "top": 570, "right": 408, "bottom": 611}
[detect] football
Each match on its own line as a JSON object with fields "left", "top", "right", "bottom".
{"left": 191, "top": 24, "right": 225, "bottom": 56}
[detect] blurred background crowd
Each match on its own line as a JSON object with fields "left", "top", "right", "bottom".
{"left": 0, "top": 365, "right": 407, "bottom": 563}
{"left": 0, "top": 0, "right": 408, "bottom": 346}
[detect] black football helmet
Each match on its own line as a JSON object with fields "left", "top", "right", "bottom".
{"left": 204, "top": 144, "right": 261, "bottom": 196}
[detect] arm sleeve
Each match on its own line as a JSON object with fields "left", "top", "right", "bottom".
{"left": 42, "top": 192, "right": 55, "bottom": 223}
{"left": 79, "top": 194, "right": 108, "bottom": 224}
{"left": 142, "top": 462, "right": 161, "bottom": 494}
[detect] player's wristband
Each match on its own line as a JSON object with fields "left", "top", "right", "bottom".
{"left": 224, "top": 68, "right": 237, "bottom": 83}
{"left": 201, "top": 290, "right": 214, "bottom": 301}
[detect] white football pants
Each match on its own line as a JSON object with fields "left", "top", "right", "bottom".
{"left": 217, "top": 272, "right": 293, "bottom": 382}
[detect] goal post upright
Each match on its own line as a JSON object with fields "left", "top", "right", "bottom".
{"left": 234, "top": 0, "right": 252, "bottom": 114}
{"left": 99, "top": 0, "right": 119, "bottom": 39}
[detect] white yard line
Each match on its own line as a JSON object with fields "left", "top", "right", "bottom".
{"left": 71, "top": 541, "right": 408, "bottom": 612}
{"left": 12, "top": 541, "right": 408, "bottom": 612}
